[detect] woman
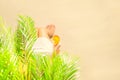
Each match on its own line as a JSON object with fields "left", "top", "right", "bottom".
{"left": 32, "top": 24, "right": 60, "bottom": 55}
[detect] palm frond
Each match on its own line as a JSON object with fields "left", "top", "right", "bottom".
{"left": 0, "top": 15, "right": 79, "bottom": 80}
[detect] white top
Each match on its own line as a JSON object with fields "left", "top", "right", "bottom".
{"left": 32, "top": 37, "right": 54, "bottom": 55}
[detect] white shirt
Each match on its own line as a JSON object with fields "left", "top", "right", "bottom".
{"left": 32, "top": 37, "right": 54, "bottom": 55}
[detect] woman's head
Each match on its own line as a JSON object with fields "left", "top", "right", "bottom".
{"left": 46, "top": 24, "right": 55, "bottom": 38}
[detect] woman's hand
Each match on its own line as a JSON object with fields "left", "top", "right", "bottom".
{"left": 54, "top": 44, "right": 61, "bottom": 54}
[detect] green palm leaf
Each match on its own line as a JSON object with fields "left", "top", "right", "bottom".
{"left": 0, "top": 15, "right": 79, "bottom": 80}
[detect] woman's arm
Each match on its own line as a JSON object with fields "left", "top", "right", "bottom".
{"left": 36, "top": 27, "right": 40, "bottom": 38}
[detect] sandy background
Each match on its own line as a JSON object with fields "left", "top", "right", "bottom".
{"left": 0, "top": 0, "right": 120, "bottom": 80}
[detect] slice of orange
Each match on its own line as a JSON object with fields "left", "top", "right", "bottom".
{"left": 52, "top": 35, "right": 60, "bottom": 46}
